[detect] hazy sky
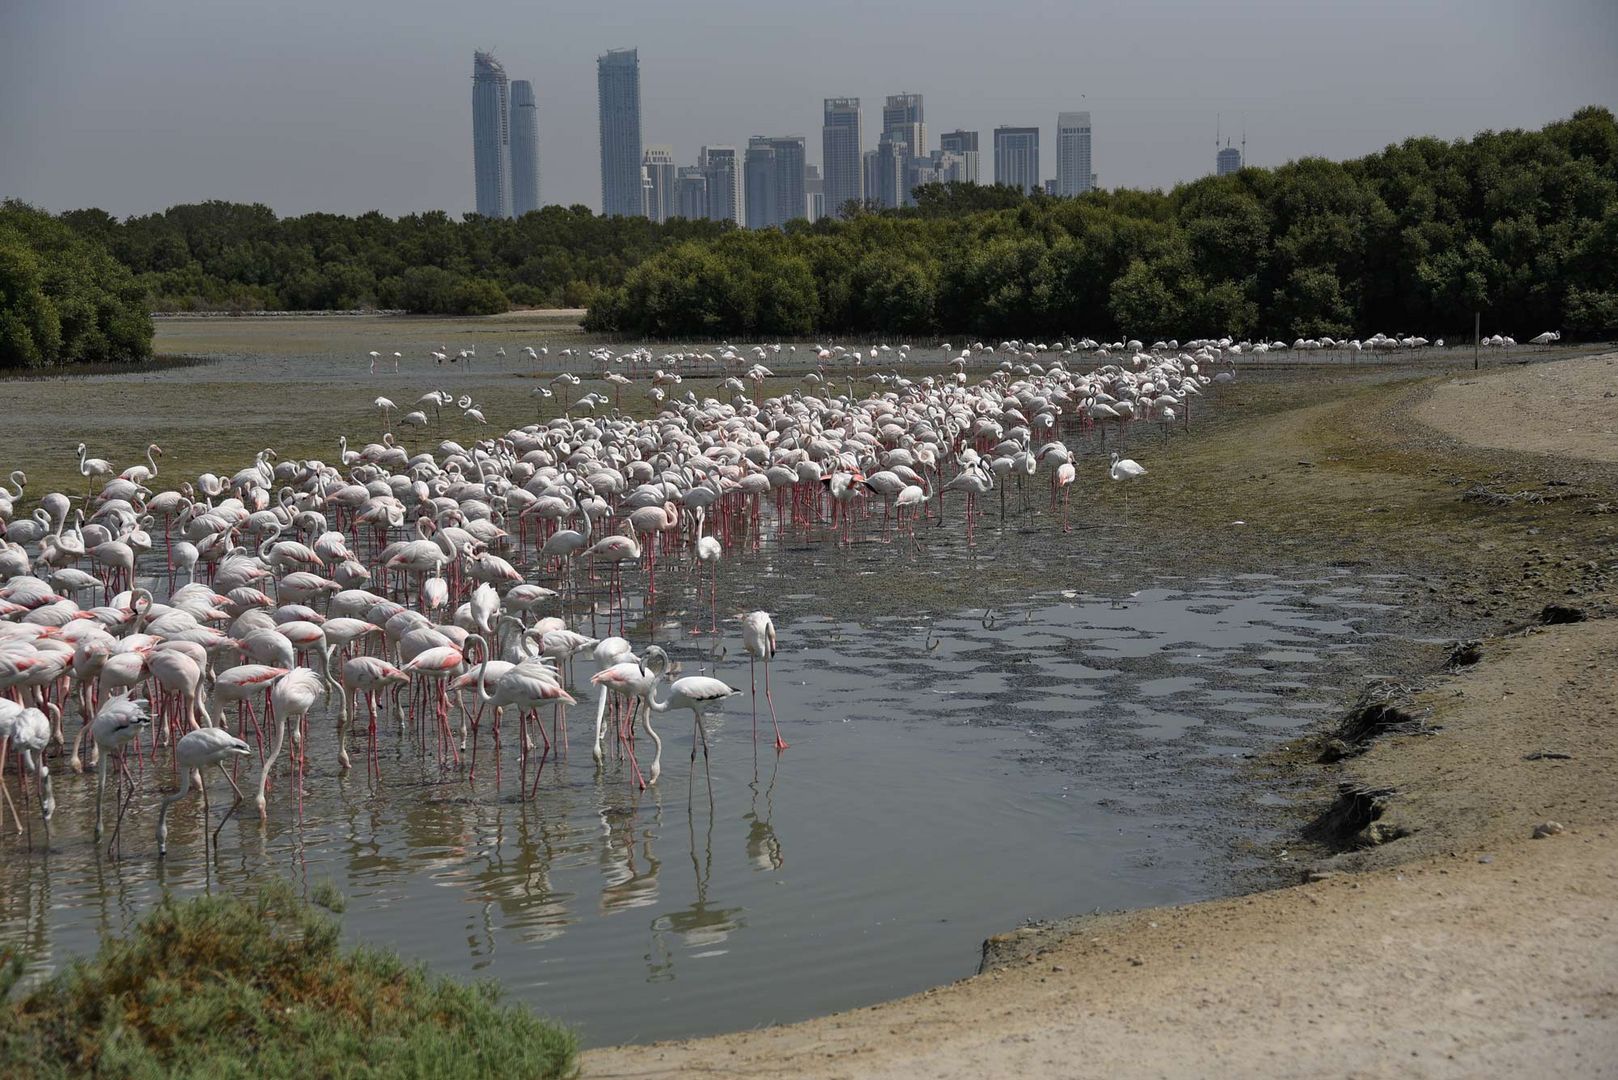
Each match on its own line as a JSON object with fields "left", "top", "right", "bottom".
{"left": 3, "top": 0, "right": 1615, "bottom": 219}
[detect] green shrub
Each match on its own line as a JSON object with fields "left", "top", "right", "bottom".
{"left": 0, "top": 882, "right": 576, "bottom": 1079}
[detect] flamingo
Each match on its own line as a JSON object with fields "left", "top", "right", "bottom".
{"left": 157, "top": 727, "right": 252, "bottom": 857}
{"left": 90, "top": 696, "right": 150, "bottom": 846}
{"left": 644, "top": 675, "right": 743, "bottom": 782}
{"left": 257, "top": 667, "right": 326, "bottom": 820}
{"left": 1109, "top": 451, "right": 1147, "bottom": 492}
{"left": 741, "top": 611, "right": 788, "bottom": 750}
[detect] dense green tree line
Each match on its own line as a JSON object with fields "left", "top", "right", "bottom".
{"left": 587, "top": 107, "right": 1618, "bottom": 340}
{"left": 55, "top": 202, "right": 731, "bottom": 315}
{"left": 0, "top": 201, "right": 153, "bottom": 368}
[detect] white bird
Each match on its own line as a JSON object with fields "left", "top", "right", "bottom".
{"left": 644, "top": 675, "right": 743, "bottom": 783}
{"left": 741, "top": 611, "right": 787, "bottom": 750}
{"left": 90, "top": 696, "right": 150, "bottom": 843}
{"left": 157, "top": 726, "right": 252, "bottom": 857}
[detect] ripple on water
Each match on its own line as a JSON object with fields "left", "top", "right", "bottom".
{"left": 0, "top": 564, "right": 1402, "bottom": 1047}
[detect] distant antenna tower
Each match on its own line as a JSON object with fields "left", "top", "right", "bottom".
{"left": 1241, "top": 116, "right": 1247, "bottom": 166}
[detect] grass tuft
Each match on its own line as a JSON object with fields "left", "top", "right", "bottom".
{"left": 0, "top": 881, "right": 576, "bottom": 1079}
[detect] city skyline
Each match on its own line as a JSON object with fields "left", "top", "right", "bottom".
{"left": 3, "top": 1, "right": 1612, "bottom": 218}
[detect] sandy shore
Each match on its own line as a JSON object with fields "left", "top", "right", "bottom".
{"left": 583, "top": 353, "right": 1618, "bottom": 1078}
{"left": 1419, "top": 350, "right": 1618, "bottom": 464}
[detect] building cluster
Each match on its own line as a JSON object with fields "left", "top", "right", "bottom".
{"left": 471, "top": 51, "right": 541, "bottom": 218}
{"left": 476, "top": 47, "right": 1241, "bottom": 224}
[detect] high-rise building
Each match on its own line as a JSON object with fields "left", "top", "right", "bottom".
{"left": 805, "top": 165, "right": 825, "bottom": 223}
{"left": 874, "top": 132, "right": 908, "bottom": 209}
{"left": 701, "top": 145, "right": 741, "bottom": 224}
{"left": 994, "top": 126, "right": 1040, "bottom": 194}
{"left": 1216, "top": 144, "right": 1242, "bottom": 176}
{"left": 1056, "top": 111, "right": 1093, "bottom": 196}
{"left": 742, "top": 136, "right": 807, "bottom": 229}
{"left": 642, "top": 145, "right": 676, "bottom": 223}
{"left": 471, "top": 51, "right": 511, "bottom": 218}
{"left": 509, "top": 79, "right": 540, "bottom": 216}
{"left": 862, "top": 151, "right": 880, "bottom": 209}
{"left": 675, "top": 166, "right": 709, "bottom": 220}
{"left": 822, "top": 97, "right": 864, "bottom": 217}
{"left": 881, "top": 93, "right": 925, "bottom": 207}
{"left": 597, "top": 48, "right": 644, "bottom": 217}
{"left": 938, "top": 130, "right": 980, "bottom": 183}
{"left": 882, "top": 93, "right": 925, "bottom": 151}
{"left": 769, "top": 135, "right": 807, "bottom": 226}
{"left": 743, "top": 139, "right": 776, "bottom": 230}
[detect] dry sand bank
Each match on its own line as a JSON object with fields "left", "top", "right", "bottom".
{"left": 1419, "top": 351, "right": 1618, "bottom": 464}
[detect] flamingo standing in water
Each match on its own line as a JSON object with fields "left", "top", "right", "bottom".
{"left": 589, "top": 645, "right": 671, "bottom": 786}
{"left": 157, "top": 726, "right": 252, "bottom": 858}
{"left": 90, "top": 696, "right": 150, "bottom": 847}
{"left": 257, "top": 667, "right": 326, "bottom": 820}
{"left": 3, "top": 705, "right": 56, "bottom": 845}
{"left": 741, "top": 611, "right": 787, "bottom": 750}
{"left": 644, "top": 674, "right": 743, "bottom": 781}
{"left": 693, "top": 507, "right": 722, "bottom": 633}
{"left": 339, "top": 655, "right": 409, "bottom": 775}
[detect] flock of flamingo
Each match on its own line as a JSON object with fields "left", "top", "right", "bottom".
{"left": 0, "top": 328, "right": 1553, "bottom": 860}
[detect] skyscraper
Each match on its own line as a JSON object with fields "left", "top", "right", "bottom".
{"left": 744, "top": 139, "right": 777, "bottom": 229}
{"left": 509, "top": 79, "right": 540, "bottom": 216}
{"left": 882, "top": 93, "right": 925, "bottom": 152}
{"left": 701, "top": 146, "right": 741, "bottom": 224}
{"left": 805, "top": 165, "right": 825, "bottom": 223}
{"left": 675, "top": 166, "right": 709, "bottom": 220}
{"left": 881, "top": 93, "right": 925, "bottom": 207}
{"left": 874, "top": 132, "right": 908, "bottom": 209}
{"left": 1056, "top": 111, "right": 1093, "bottom": 196}
{"left": 769, "top": 136, "right": 807, "bottom": 226}
{"left": 642, "top": 145, "right": 676, "bottom": 223}
{"left": 471, "top": 51, "right": 511, "bottom": 218}
{"left": 1216, "top": 143, "right": 1243, "bottom": 176}
{"left": 993, "top": 126, "right": 1040, "bottom": 194}
{"left": 597, "top": 48, "right": 644, "bottom": 217}
{"left": 822, "top": 98, "right": 863, "bottom": 216}
{"left": 938, "top": 130, "right": 980, "bottom": 183}
{"left": 742, "top": 136, "right": 806, "bottom": 229}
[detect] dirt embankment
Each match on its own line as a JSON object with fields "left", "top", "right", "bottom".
{"left": 584, "top": 353, "right": 1618, "bottom": 1078}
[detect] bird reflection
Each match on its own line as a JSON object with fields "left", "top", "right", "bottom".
{"left": 598, "top": 790, "right": 660, "bottom": 915}
{"left": 648, "top": 789, "right": 743, "bottom": 958}
{"left": 744, "top": 756, "right": 784, "bottom": 872}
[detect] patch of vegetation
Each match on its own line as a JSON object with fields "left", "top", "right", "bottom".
{"left": 0, "top": 881, "right": 576, "bottom": 1079}
{"left": 55, "top": 200, "right": 731, "bottom": 315}
{"left": 0, "top": 200, "right": 154, "bottom": 368}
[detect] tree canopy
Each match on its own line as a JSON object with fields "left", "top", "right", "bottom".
{"left": 55, "top": 202, "right": 733, "bottom": 316}
{"left": 589, "top": 107, "right": 1618, "bottom": 340}
{"left": 0, "top": 201, "right": 154, "bottom": 368}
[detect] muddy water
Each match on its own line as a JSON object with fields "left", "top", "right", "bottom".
{"left": 0, "top": 567, "right": 1395, "bottom": 1046}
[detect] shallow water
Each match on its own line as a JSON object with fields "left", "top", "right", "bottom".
{"left": 0, "top": 326, "right": 1412, "bottom": 1045}
{"left": 0, "top": 568, "right": 1394, "bottom": 1046}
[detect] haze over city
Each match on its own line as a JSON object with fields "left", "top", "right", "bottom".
{"left": 2, "top": 0, "right": 1614, "bottom": 219}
